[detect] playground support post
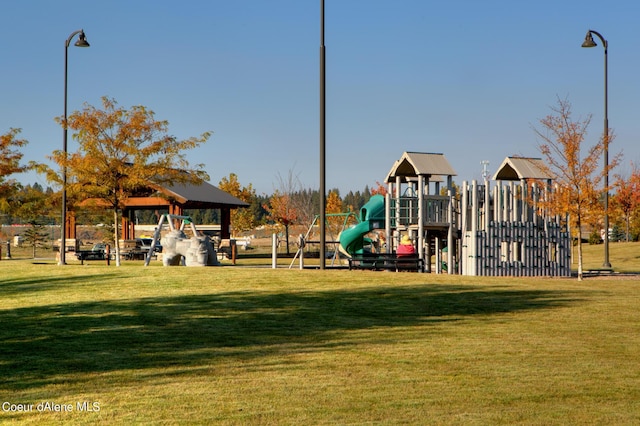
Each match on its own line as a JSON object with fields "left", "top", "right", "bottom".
{"left": 447, "top": 189, "right": 454, "bottom": 273}
{"left": 418, "top": 175, "right": 425, "bottom": 264}
{"left": 272, "top": 233, "right": 278, "bottom": 269}
{"left": 385, "top": 183, "right": 392, "bottom": 254}
{"left": 299, "top": 235, "right": 305, "bottom": 270}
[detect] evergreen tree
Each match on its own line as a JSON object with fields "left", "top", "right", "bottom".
{"left": 22, "top": 220, "right": 49, "bottom": 258}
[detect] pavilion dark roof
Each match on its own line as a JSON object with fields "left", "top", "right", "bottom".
{"left": 159, "top": 180, "right": 249, "bottom": 209}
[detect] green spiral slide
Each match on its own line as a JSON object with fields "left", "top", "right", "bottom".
{"left": 338, "top": 194, "right": 386, "bottom": 256}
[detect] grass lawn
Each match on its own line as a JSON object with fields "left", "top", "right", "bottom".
{"left": 0, "top": 243, "right": 639, "bottom": 424}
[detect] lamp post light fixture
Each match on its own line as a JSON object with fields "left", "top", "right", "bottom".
{"left": 581, "top": 29, "right": 611, "bottom": 268}
{"left": 60, "top": 29, "right": 89, "bottom": 265}
{"left": 319, "top": 0, "right": 326, "bottom": 269}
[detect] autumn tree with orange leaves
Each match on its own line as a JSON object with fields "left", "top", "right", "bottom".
{"left": 0, "top": 128, "right": 32, "bottom": 212}
{"left": 263, "top": 190, "right": 298, "bottom": 255}
{"left": 370, "top": 181, "right": 387, "bottom": 196}
{"left": 533, "top": 97, "right": 620, "bottom": 280}
{"left": 325, "top": 190, "right": 345, "bottom": 237}
{"left": 48, "top": 97, "right": 210, "bottom": 266}
{"left": 611, "top": 164, "right": 640, "bottom": 242}
{"left": 218, "top": 173, "right": 257, "bottom": 235}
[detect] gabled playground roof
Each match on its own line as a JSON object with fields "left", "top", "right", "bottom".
{"left": 492, "top": 156, "right": 552, "bottom": 181}
{"left": 385, "top": 152, "right": 457, "bottom": 181}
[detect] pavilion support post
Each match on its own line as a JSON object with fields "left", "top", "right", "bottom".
{"left": 220, "top": 209, "right": 231, "bottom": 240}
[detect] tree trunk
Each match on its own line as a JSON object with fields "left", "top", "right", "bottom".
{"left": 626, "top": 216, "right": 630, "bottom": 242}
{"left": 113, "top": 208, "right": 121, "bottom": 267}
{"left": 576, "top": 218, "right": 583, "bottom": 281}
{"left": 576, "top": 238, "right": 583, "bottom": 281}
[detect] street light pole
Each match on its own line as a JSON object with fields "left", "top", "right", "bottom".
{"left": 60, "top": 29, "right": 89, "bottom": 265}
{"left": 581, "top": 29, "right": 611, "bottom": 268}
{"left": 319, "top": 0, "right": 326, "bottom": 269}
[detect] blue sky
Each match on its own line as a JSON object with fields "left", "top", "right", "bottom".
{"left": 2, "top": 0, "right": 639, "bottom": 196}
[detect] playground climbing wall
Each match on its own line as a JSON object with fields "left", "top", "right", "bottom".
{"left": 468, "top": 221, "right": 571, "bottom": 276}
{"left": 460, "top": 178, "right": 571, "bottom": 277}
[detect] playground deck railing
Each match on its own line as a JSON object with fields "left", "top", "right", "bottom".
{"left": 390, "top": 195, "right": 455, "bottom": 228}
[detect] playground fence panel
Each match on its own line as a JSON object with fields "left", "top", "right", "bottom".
{"left": 460, "top": 180, "right": 571, "bottom": 277}
{"left": 470, "top": 221, "right": 570, "bottom": 277}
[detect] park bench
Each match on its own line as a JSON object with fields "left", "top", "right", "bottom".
{"left": 348, "top": 253, "right": 424, "bottom": 272}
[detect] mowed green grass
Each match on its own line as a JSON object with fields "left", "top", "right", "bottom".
{"left": 0, "top": 243, "right": 639, "bottom": 424}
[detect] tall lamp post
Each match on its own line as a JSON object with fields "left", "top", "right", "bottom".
{"left": 319, "top": 0, "right": 326, "bottom": 269}
{"left": 581, "top": 29, "right": 611, "bottom": 268}
{"left": 60, "top": 29, "right": 90, "bottom": 265}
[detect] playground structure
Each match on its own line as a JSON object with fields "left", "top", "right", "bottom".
{"left": 145, "top": 214, "right": 218, "bottom": 267}
{"left": 338, "top": 152, "right": 571, "bottom": 276}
